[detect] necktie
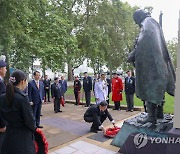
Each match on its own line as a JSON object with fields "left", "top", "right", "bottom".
{"left": 36, "top": 81, "right": 39, "bottom": 89}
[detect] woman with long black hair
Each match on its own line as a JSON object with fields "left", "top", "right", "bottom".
{"left": 0, "top": 70, "right": 36, "bottom": 154}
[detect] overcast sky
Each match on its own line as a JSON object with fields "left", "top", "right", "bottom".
{"left": 122, "top": 0, "right": 180, "bottom": 41}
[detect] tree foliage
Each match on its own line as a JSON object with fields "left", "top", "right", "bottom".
{"left": 0, "top": 0, "right": 177, "bottom": 81}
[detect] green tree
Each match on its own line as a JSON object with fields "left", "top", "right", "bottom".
{"left": 167, "top": 38, "right": 178, "bottom": 68}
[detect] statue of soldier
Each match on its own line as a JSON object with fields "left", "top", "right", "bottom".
{"left": 128, "top": 9, "right": 176, "bottom": 126}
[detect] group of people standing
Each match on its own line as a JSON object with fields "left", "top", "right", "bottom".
{"left": 73, "top": 70, "right": 135, "bottom": 112}
{"left": 0, "top": 61, "right": 36, "bottom": 153}
{"left": 0, "top": 61, "right": 68, "bottom": 153}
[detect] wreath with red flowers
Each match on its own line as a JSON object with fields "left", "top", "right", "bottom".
{"left": 104, "top": 126, "right": 120, "bottom": 138}
{"left": 34, "top": 128, "right": 48, "bottom": 154}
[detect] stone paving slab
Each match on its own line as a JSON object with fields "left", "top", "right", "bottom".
{"left": 40, "top": 103, "right": 140, "bottom": 152}
{"left": 51, "top": 141, "right": 117, "bottom": 154}
{"left": 41, "top": 117, "right": 91, "bottom": 136}
{"left": 87, "top": 131, "right": 110, "bottom": 142}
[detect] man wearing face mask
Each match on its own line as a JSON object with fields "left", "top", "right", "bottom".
{"left": 128, "top": 9, "right": 175, "bottom": 127}
{"left": 84, "top": 101, "right": 115, "bottom": 133}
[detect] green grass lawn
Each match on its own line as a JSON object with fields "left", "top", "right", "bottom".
{"left": 66, "top": 87, "right": 174, "bottom": 114}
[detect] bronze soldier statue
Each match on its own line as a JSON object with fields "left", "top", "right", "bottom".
{"left": 128, "top": 9, "right": 176, "bottom": 127}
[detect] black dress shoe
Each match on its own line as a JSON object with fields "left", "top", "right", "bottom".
{"left": 58, "top": 110, "right": 62, "bottom": 112}
{"left": 40, "top": 114, "right": 43, "bottom": 116}
{"left": 90, "top": 128, "right": 98, "bottom": 133}
{"left": 90, "top": 127, "right": 98, "bottom": 133}
{"left": 37, "top": 125, "right": 43, "bottom": 128}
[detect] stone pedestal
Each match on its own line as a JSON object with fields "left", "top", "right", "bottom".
{"left": 111, "top": 114, "right": 180, "bottom": 154}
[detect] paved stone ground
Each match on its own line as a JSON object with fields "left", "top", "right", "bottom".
{"left": 40, "top": 100, "right": 140, "bottom": 153}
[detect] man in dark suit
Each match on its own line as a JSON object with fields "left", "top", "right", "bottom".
{"left": 73, "top": 76, "right": 81, "bottom": 105}
{"left": 43, "top": 75, "right": 51, "bottom": 102}
{"left": 0, "top": 60, "right": 7, "bottom": 152}
{"left": 125, "top": 70, "right": 135, "bottom": 112}
{"left": 51, "top": 77, "right": 63, "bottom": 113}
{"left": 84, "top": 101, "right": 115, "bottom": 133}
{"left": 83, "top": 72, "right": 92, "bottom": 107}
{"left": 28, "top": 71, "right": 45, "bottom": 128}
{"left": 59, "top": 75, "right": 67, "bottom": 97}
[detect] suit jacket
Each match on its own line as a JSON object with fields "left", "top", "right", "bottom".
{"left": 84, "top": 104, "right": 113, "bottom": 126}
{"left": 51, "top": 83, "right": 63, "bottom": 99}
{"left": 125, "top": 76, "right": 135, "bottom": 95}
{"left": 0, "top": 78, "right": 6, "bottom": 95}
{"left": 59, "top": 80, "right": 67, "bottom": 94}
{"left": 43, "top": 79, "right": 51, "bottom": 90}
{"left": 28, "top": 80, "right": 45, "bottom": 104}
{"left": 0, "top": 78, "right": 6, "bottom": 128}
{"left": 0, "top": 88, "right": 36, "bottom": 154}
{"left": 83, "top": 76, "right": 92, "bottom": 92}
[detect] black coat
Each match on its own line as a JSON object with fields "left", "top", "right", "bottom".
{"left": 0, "top": 79, "right": 6, "bottom": 96}
{"left": 0, "top": 79, "right": 6, "bottom": 128}
{"left": 74, "top": 80, "right": 81, "bottom": 92}
{"left": 84, "top": 104, "right": 113, "bottom": 126}
{"left": 125, "top": 77, "right": 135, "bottom": 95}
{"left": 43, "top": 79, "right": 51, "bottom": 89}
{"left": 83, "top": 76, "right": 92, "bottom": 92}
{"left": 0, "top": 88, "right": 36, "bottom": 154}
{"left": 51, "top": 83, "right": 63, "bottom": 99}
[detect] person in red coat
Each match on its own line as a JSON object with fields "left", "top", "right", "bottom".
{"left": 112, "top": 72, "right": 123, "bottom": 110}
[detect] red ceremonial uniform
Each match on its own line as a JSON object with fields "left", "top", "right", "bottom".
{"left": 112, "top": 77, "right": 123, "bottom": 101}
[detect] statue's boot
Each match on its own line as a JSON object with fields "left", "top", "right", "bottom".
{"left": 156, "top": 100, "right": 164, "bottom": 119}
{"left": 138, "top": 102, "right": 157, "bottom": 125}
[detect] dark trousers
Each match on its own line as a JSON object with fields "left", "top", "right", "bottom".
{"left": 114, "top": 101, "right": 120, "bottom": 110}
{"left": 84, "top": 114, "right": 107, "bottom": 130}
{"left": 45, "top": 89, "right": 50, "bottom": 102}
{"left": 0, "top": 133, "right": 5, "bottom": 153}
{"left": 85, "top": 91, "right": 91, "bottom": 106}
{"left": 74, "top": 92, "right": 79, "bottom": 105}
{"left": 106, "top": 93, "right": 110, "bottom": 105}
{"left": 54, "top": 98, "right": 60, "bottom": 112}
{"left": 32, "top": 103, "right": 42, "bottom": 126}
{"left": 126, "top": 94, "right": 134, "bottom": 111}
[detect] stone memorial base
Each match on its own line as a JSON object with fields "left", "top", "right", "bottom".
{"left": 111, "top": 113, "right": 180, "bottom": 154}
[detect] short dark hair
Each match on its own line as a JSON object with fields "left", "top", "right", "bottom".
{"left": 100, "top": 101, "right": 108, "bottom": 106}
{"left": 54, "top": 77, "right": 59, "bottom": 81}
{"left": 33, "top": 71, "right": 40, "bottom": 76}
